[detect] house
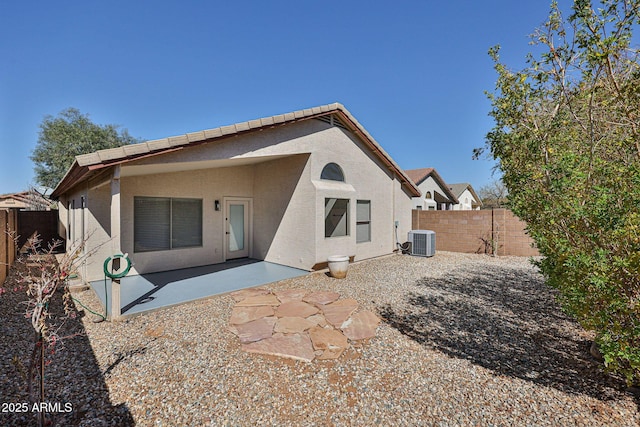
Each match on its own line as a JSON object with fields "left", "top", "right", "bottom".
{"left": 50, "top": 103, "right": 421, "bottom": 282}
{"left": 404, "top": 168, "right": 458, "bottom": 211}
{"left": 449, "top": 183, "right": 482, "bottom": 210}
{"left": 0, "top": 190, "right": 51, "bottom": 210}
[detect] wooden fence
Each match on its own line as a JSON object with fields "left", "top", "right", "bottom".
{"left": 411, "top": 208, "right": 539, "bottom": 257}
{"left": 17, "top": 210, "right": 60, "bottom": 250}
{"left": 0, "top": 209, "right": 18, "bottom": 286}
{"left": 0, "top": 209, "right": 61, "bottom": 287}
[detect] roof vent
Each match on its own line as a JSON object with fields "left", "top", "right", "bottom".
{"left": 316, "top": 115, "right": 332, "bottom": 125}
{"left": 315, "top": 114, "right": 349, "bottom": 131}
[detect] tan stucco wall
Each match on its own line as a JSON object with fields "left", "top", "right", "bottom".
{"left": 253, "top": 154, "right": 314, "bottom": 269}
{"left": 308, "top": 128, "right": 412, "bottom": 262}
{"left": 119, "top": 165, "right": 255, "bottom": 277}
{"left": 0, "top": 200, "right": 28, "bottom": 209}
{"left": 84, "top": 183, "right": 117, "bottom": 280}
{"left": 58, "top": 185, "right": 95, "bottom": 280}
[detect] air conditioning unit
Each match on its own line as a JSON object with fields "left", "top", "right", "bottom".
{"left": 408, "top": 230, "right": 436, "bottom": 257}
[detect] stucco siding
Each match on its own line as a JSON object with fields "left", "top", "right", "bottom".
{"left": 58, "top": 186, "right": 96, "bottom": 280}
{"left": 57, "top": 200, "right": 67, "bottom": 244}
{"left": 253, "top": 154, "right": 314, "bottom": 269}
{"left": 393, "top": 178, "right": 414, "bottom": 247}
{"left": 127, "top": 119, "right": 328, "bottom": 169}
{"left": 82, "top": 184, "right": 115, "bottom": 281}
{"left": 126, "top": 120, "right": 411, "bottom": 266}
{"left": 310, "top": 127, "right": 405, "bottom": 263}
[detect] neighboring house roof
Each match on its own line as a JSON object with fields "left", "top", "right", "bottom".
{"left": 404, "top": 167, "right": 459, "bottom": 204}
{"left": 448, "top": 183, "right": 483, "bottom": 207}
{"left": 0, "top": 191, "right": 51, "bottom": 210}
{"left": 51, "top": 103, "right": 421, "bottom": 199}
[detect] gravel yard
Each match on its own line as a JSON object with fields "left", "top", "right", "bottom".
{"left": 1, "top": 251, "right": 639, "bottom": 426}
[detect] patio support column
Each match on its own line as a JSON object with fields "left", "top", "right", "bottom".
{"left": 110, "top": 165, "right": 121, "bottom": 255}
{"left": 109, "top": 165, "right": 122, "bottom": 321}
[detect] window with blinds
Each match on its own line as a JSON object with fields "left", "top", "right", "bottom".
{"left": 134, "top": 197, "right": 202, "bottom": 252}
{"left": 356, "top": 200, "right": 371, "bottom": 243}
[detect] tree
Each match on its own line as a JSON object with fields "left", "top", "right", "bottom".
{"left": 478, "top": 0, "right": 640, "bottom": 384}
{"left": 1, "top": 234, "right": 91, "bottom": 426}
{"left": 478, "top": 179, "right": 509, "bottom": 209}
{"left": 31, "top": 108, "right": 139, "bottom": 189}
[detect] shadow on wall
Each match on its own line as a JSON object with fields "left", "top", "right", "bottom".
{"left": 0, "top": 258, "right": 134, "bottom": 426}
{"left": 379, "top": 262, "right": 636, "bottom": 404}
{"left": 253, "top": 154, "right": 309, "bottom": 260}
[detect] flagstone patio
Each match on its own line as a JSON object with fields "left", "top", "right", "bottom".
{"left": 227, "top": 287, "right": 380, "bottom": 362}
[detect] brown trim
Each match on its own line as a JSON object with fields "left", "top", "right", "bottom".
{"left": 50, "top": 164, "right": 91, "bottom": 199}
{"left": 334, "top": 111, "right": 420, "bottom": 197}
{"left": 87, "top": 146, "right": 185, "bottom": 170}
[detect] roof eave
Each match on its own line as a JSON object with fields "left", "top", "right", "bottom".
{"left": 50, "top": 160, "right": 90, "bottom": 199}
{"left": 51, "top": 102, "right": 421, "bottom": 199}
{"left": 425, "top": 169, "right": 459, "bottom": 204}
{"left": 332, "top": 108, "right": 421, "bottom": 198}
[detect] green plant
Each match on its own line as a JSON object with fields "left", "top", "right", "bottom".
{"left": 477, "top": 0, "right": 640, "bottom": 384}
{"left": 31, "top": 108, "right": 140, "bottom": 189}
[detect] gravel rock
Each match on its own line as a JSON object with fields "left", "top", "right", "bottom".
{"left": 1, "top": 251, "right": 639, "bottom": 426}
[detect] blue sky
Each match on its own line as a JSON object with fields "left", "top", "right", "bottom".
{"left": 0, "top": 0, "right": 574, "bottom": 195}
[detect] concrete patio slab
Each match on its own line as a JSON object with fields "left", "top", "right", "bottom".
{"left": 89, "top": 259, "right": 308, "bottom": 317}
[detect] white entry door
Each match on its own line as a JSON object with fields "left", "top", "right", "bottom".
{"left": 225, "top": 199, "right": 250, "bottom": 260}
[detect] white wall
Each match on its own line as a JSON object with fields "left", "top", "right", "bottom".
{"left": 452, "top": 188, "right": 479, "bottom": 210}
{"left": 415, "top": 176, "right": 448, "bottom": 210}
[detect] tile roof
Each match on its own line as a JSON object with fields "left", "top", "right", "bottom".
{"left": 405, "top": 168, "right": 433, "bottom": 185}
{"left": 448, "top": 183, "right": 470, "bottom": 198}
{"left": 0, "top": 191, "right": 51, "bottom": 209}
{"left": 448, "top": 183, "right": 483, "bottom": 206}
{"left": 404, "top": 167, "right": 459, "bottom": 203}
{"left": 51, "top": 103, "right": 420, "bottom": 198}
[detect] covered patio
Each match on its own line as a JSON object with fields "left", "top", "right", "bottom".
{"left": 89, "top": 259, "right": 308, "bottom": 317}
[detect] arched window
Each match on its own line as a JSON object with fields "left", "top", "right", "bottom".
{"left": 321, "top": 163, "right": 345, "bottom": 182}
{"left": 425, "top": 191, "right": 432, "bottom": 199}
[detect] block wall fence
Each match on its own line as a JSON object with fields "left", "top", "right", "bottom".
{"left": 411, "top": 208, "right": 539, "bottom": 257}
